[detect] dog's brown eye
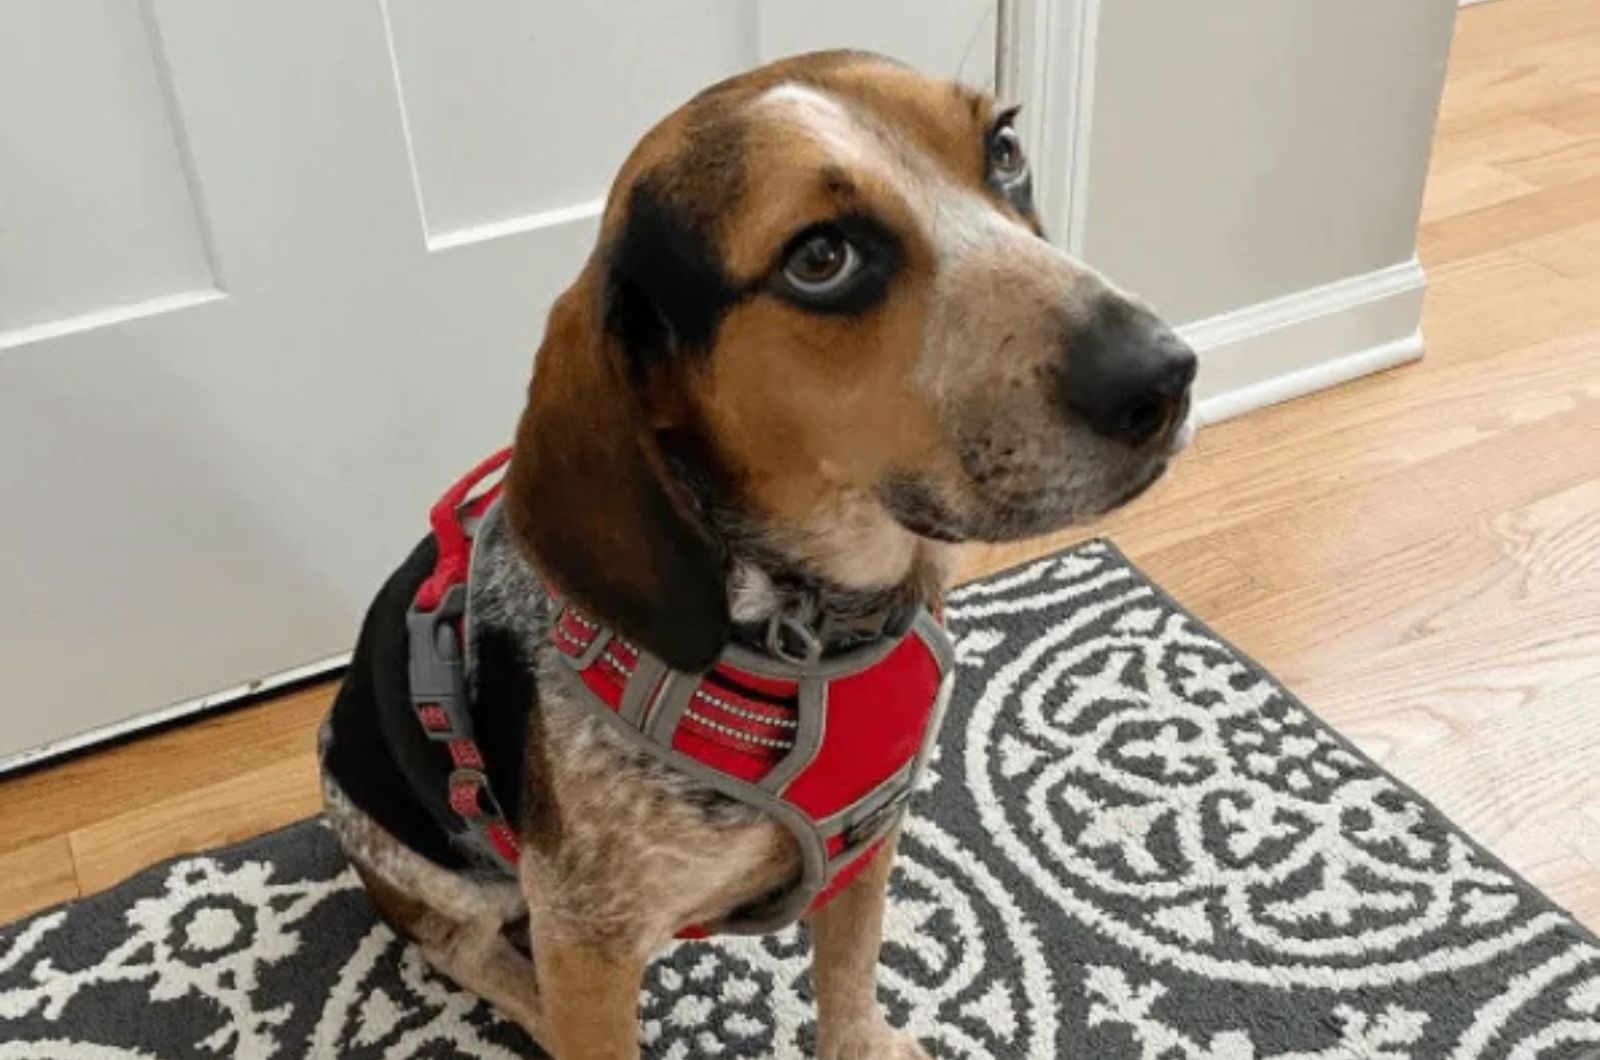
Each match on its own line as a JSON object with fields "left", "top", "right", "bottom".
{"left": 782, "top": 231, "right": 861, "bottom": 295}
{"left": 989, "top": 125, "right": 1026, "bottom": 180}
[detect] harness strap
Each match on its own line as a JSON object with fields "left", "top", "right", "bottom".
{"left": 407, "top": 448, "right": 520, "bottom": 871}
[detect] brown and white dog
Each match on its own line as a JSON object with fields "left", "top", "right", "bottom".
{"left": 321, "top": 51, "right": 1195, "bottom": 1058}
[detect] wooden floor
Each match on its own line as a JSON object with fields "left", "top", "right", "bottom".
{"left": 5, "top": 0, "right": 1600, "bottom": 929}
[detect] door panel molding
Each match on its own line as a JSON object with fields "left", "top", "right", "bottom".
{"left": 0, "top": 0, "right": 220, "bottom": 336}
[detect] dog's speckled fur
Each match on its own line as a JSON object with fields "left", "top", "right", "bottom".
{"left": 323, "top": 50, "right": 1195, "bottom": 1058}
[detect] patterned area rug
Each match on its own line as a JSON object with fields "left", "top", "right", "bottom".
{"left": 4, "top": 540, "right": 1599, "bottom": 1059}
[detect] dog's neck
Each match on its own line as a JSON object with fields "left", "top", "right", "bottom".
{"left": 662, "top": 432, "right": 951, "bottom": 658}
{"left": 720, "top": 523, "right": 951, "bottom": 658}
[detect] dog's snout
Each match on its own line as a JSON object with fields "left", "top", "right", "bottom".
{"left": 1062, "top": 296, "right": 1198, "bottom": 448}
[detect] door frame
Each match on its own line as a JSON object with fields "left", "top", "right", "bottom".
{"left": 997, "top": 0, "right": 1095, "bottom": 254}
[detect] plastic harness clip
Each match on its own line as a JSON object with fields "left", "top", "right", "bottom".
{"left": 408, "top": 584, "right": 470, "bottom": 741}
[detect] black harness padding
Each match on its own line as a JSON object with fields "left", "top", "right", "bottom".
{"left": 324, "top": 535, "right": 533, "bottom": 870}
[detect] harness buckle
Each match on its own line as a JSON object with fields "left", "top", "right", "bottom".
{"left": 840, "top": 790, "right": 911, "bottom": 850}
{"left": 765, "top": 613, "right": 824, "bottom": 667}
{"left": 408, "top": 584, "right": 471, "bottom": 741}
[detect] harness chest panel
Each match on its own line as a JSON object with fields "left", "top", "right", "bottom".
{"left": 407, "top": 449, "right": 956, "bottom": 935}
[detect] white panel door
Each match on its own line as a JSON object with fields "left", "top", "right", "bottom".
{"left": 0, "top": 1, "right": 998, "bottom": 768}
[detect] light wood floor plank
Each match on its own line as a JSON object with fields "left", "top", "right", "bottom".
{"left": 67, "top": 753, "right": 323, "bottom": 898}
{"left": 0, "top": 682, "right": 331, "bottom": 853}
{"left": 1421, "top": 174, "right": 1600, "bottom": 266}
{"left": 1419, "top": 161, "right": 1540, "bottom": 224}
{"left": 0, "top": 837, "right": 79, "bottom": 923}
{"left": 1515, "top": 217, "right": 1600, "bottom": 278}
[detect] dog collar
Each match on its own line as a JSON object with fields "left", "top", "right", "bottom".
{"left": 406, "top": 449, "right": 955, "bottom": 935}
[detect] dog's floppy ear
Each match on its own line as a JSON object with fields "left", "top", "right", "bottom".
{"left": 504, "top": 273, "right": 731, "bottom": 674}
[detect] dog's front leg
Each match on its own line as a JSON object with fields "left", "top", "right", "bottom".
{"left": 530, "top": 924, "right": 647, "bottom": 1060}
{"left": 809, "top": 833, "right": 932, "bottom": 1060}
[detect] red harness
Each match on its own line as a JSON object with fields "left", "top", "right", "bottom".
{"left": 407, "top": 450, "right": 955, "bottom": 935}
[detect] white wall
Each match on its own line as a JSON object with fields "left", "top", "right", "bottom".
{"left": 1071, "top": 0, "right": 1457, "bottom": 417}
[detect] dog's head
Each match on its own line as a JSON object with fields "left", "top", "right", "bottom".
{"left": 506, "top": 51, "right": 1196, "bottom": 670}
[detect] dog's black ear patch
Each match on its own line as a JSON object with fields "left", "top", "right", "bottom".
{"left": 604, "top": 182, "right": 738, "bottom": 379}
{"left": 507, "top": 286, "right": 732, "bottom": 675}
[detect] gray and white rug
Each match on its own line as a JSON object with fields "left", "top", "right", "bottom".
{"left": 4, "top": 541, "right": 1599, "bottom": 1058}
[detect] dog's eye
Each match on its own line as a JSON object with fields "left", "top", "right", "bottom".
{"left": 988, "top": 125, "right": 1027, "bottom": 181}
{"left": 771, "top": 215, "right": 897, "bottom": 313}
{"left": 781, "top": 230, "right": 861, "bottom": 295}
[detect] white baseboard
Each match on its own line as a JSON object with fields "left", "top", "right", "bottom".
{"left": 0, "top": 651, "right": 350, "bottom": 775}
{"left": 1194, "top": 330, "right": 1424, "bottom": 425}
{"left": 1177, "top": 257, "right": 1428, "bottom": 425}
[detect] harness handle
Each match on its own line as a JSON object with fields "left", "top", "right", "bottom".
{"left": 415, "top": 447, "right": 512, "bottom": 611}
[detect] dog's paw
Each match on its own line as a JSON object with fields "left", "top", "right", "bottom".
{"left": 819, "top": 1023, "right": 933, "bottom": 1060}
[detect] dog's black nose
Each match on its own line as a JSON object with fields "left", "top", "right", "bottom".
{"left": 1063, "top": 295, "right": 1197, "bottom": 447}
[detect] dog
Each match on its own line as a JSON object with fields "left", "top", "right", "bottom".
{"left": 321, "top": 50, "right": 1195, "bottom": 1059}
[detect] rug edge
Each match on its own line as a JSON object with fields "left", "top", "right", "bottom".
{"left": 2, "top": 814, "right": 330, "bottom": 930}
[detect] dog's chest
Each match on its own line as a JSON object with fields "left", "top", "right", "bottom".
{"left": 468, "top": 522, "right": 799, "bottom": 938}
{"left": 527, "top": 669, "right": 800, "bottom": 941}
{"left": 464, "top": 512, "right": 812, "bottom": 941}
